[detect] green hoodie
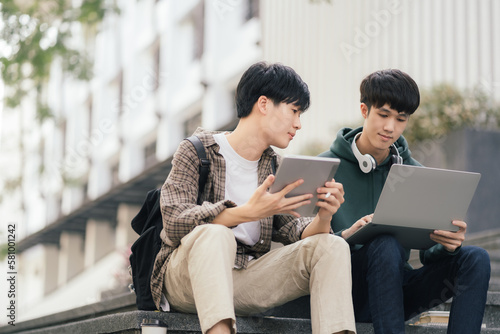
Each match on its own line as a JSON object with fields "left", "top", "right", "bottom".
{"left": 319, "top": 127, "right": 460, "bottom": 267}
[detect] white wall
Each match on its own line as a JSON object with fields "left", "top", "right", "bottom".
{"left": 261, "top": 0, "right": 500, "bottom": 155}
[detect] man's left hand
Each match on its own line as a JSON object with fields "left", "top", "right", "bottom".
{"left": 315, "top": 179, "right": 345, "bottom": 221}
{"left": 430, "top": 220, "right": 467, "bottom": 252}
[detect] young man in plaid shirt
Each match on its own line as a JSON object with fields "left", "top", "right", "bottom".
{"left": 151, "top": 62, "right": 356, "bottom": 334}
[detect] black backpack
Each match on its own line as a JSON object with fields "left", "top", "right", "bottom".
{"left": 129, "top": 135, "right": 209, "bottom": 310}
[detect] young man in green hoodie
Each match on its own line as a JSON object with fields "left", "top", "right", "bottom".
{"left": 319, "top": 69, "right": 490, "bottom": 334}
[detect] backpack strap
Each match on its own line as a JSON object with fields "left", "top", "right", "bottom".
{"left": 186, "top": 135, "right": 210, "bottom": 205}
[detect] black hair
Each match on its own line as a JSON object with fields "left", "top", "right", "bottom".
{"left": 235, "top": 62, "right": 310, "bottom": 118}
{"left": 360, "top": 69, "right": 420, "bottom": 115}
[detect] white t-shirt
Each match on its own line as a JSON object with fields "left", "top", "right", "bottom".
{"left": 213, "top": 133, "right": 261, "bottom": 246}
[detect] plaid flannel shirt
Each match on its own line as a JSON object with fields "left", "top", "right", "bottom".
{"left": 150, "top": 128, "right": 312, "bottom": 309}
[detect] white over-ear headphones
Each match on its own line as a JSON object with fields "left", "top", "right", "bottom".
{"left": 351, "top": 132, "right": 402, "bottom": 173}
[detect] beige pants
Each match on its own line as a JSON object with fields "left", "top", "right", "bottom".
{"left": 164, "top": 224, "right": 355, "bottom": 334}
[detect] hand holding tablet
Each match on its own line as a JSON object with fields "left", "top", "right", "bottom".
{"left": 269, "top": 155, "right": 341, "bottom": 217}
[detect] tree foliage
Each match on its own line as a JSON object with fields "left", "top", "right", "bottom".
{"left": 0, "top": 0, "right": 114, "bottom": 119}
{"left": 404, "top": 84, "right": 500, "bottom": 145}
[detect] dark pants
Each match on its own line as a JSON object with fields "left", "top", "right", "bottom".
{"left": 351, "top": 235, "right": 491, "bottom": 334}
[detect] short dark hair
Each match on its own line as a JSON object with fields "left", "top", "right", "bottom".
{"left": 360, "top": 69, "right": 420, "bottom": 115}
{"left": 235, "top": 62, "right": 310, "bottom": 118}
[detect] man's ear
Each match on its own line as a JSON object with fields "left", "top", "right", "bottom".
{"left": 360, "top": 103, "right": 369, "bottom": 119}
{"left": 256, "top": 96, "right": 269, "bottom": 115}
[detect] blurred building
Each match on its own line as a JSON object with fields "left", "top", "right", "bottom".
{"left": 0, "top": 0, "right": 499, "bottom": 323}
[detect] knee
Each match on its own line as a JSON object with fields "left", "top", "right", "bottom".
{"left": 306, "top": 234, "right": 351, "bottom": 257}
{"left": 323, "top": 233, "right": 350, "bottom": 248}
{"left": 460, "top": 246, "right": 491, "bottom": 275}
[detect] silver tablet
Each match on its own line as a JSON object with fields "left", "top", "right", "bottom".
{"left": 269, "top": 155, "right": 341, "bottom": 217}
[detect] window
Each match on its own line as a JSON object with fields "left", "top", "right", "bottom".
{"left": 144, "top": 140, "right": 158, "bottom": 168}
{"left": 61, "top": 119, "right": 67, "bottom": 158}
{"left": 116, "top": 70, "right": 124, "bottom": 117}
{"left": 82, "top": 181, "right": 89, "bottom": 201}
{"left": 111, "top": 162, "right": 120, "bottom": 187}
{"left": 192, "top": 2, "right": 205, "bottom": 60}
{"left": 183, "top": 112, "right": 202, "bottom": 138}
{"left": 153, "top": 40, "right": 161, "bottom": 91}
{"left": 39, "top": 138, "right": 45, "bottom": 176}
{"left": 245, "top": 0, "right": 259, "bottom": 21}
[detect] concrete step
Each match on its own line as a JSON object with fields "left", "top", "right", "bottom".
{"left": 3, "top": 310, "right": 500, "bottom": 334}
{"left": 463, "top": 229, "right": 500, "bottom": 251}
{"left": 486, "top": 250, "right": 500, "bottom": 291}
{"left": 267, "top": 293, "right": 500, "bottom": 331}
{"left": 487, "top": 250, "right": 500, "bottom": 261}
{"left": 441, "top": 292, "right": 500, "bottom": 329}
{"left": 2, "top": 292, "right": 499, "bottom": 334}
{"left": 488, "top": 281, "right": 500, "bottom": 292}
{"left": 490, "top": 261, "right": 500, "bottom": 271}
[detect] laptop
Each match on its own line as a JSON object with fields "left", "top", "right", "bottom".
{"left": 346, "top": 164, "right": 481, "bottom": 249}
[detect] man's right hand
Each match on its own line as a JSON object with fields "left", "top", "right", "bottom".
{"left": 341, "top": 214, "right": 374, "bottom": 239}
{"left": 243, "top": 174, "right": 314, "bottom": 220}
{"left": 212, "top": 174, "right": 313, "bottom": 227}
